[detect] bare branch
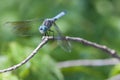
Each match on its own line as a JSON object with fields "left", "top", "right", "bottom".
{"left": 57, "top": 58, "right": 120, "bottom": 68}
{"left": 66, "top": 36, "right": 120, "bottom": 59}
{"left": 0, "top": 37, "right": 48, "bottom": 73}
{"left": 48, "top": 36, "right": 120, "bottom": 59}
{"left": 107, "top": 74, "right": 120, "bottom": 80}
{"left": 0, "top": 36, "right": 119, "bottom": 73}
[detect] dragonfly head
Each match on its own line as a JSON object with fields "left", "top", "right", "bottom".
{"left": 39, "top": 25, "right": 48, "bottom": 34}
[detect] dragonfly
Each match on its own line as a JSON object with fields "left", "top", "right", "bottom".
{"left": 5, "top": 11, "right": 71, "bottom": 52}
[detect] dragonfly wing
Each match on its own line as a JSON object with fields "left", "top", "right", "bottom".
{"left": 4, "top": 19, "right": 43, "bottom": 37}
{"left": 53, "top": 23, "right": 71, "bottom": 52}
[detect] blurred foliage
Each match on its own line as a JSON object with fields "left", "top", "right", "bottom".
{"left": 0, "top": 0, "right": 120, "bottom": 80}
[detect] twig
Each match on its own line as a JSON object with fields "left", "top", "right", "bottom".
{"left": 107, "top": 74, "right": 120, "bottom": 80}
{"left": 57, "top": 58, "right": 120, "bottom": 68}
{"left": 0, "top": 37, "right": 48, "bottom": 73}
{"left": 0, "top": 36, "right": 119, "bottom": 73}
{"left": 48, "top": 36, "right": 120, "bottom": 59}
{"left": 66, "top": 36, "right": 120, "bottom": 59}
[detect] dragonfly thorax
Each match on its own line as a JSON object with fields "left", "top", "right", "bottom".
{"left": 43, "top": 19, "right": 54, "bottom": 27}
{"left": 39, "top": 19, "right": 54, "bottom": 34}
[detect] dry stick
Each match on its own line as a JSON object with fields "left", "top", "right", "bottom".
{"left": 48, "top": 36, "right": 120, "bottom": 59}
{"left": 0, "top": 37, "right": 48, "bottom": 73}
{"left": 0, "top": 36, "right": 120, "bottom": 73}
{"left": 66, "top": 36, "right": 120, "bottom": 59}
{"left": 57, "top": 58, "right": 120, "bottom": 68}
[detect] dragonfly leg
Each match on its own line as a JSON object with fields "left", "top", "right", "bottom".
{"left": 48, "top": 29, "right": 54, "bottom": 39}
{"left": 46, "top": 31, "right": 50, "bottom": 37}
{"left": 42, "top": 32, "right": 49, "bottom": 40}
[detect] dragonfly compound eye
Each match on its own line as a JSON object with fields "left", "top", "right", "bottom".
{"left": 40, "top": 27, "right": 43, "bottom": 30}
{"left": 39, "top": 25, "right": 48, "bottom": 34}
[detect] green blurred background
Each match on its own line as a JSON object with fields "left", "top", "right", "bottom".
{"left": 0, "top": 0, "right": 120, "bottom": 80}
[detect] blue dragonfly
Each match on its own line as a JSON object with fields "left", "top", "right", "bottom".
{"left": 5, "top": 11, "right": 71, "bottom": 52}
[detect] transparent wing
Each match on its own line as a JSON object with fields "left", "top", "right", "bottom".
{"left": 53, "top": 23, "right": 71, "bottom": 52}
{"left": 4, "top": 19, "right": 43, "bottom": 37}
